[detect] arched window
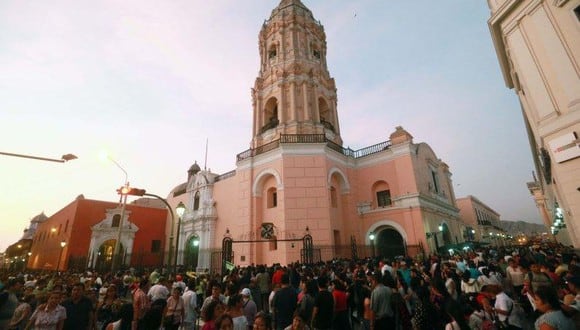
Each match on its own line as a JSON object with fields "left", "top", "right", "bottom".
{"left": 112, "top": 214, "right": 121, "bottom": 227}
{"left": 267, "top": 187, "right": 277, "bottom": 208}
{"left": 318, "top": 98, "right": 334, "bottom": 132}
{"left": 193, "top": 191, "right": 200, "bottom": 211}
{"left": 261, "top": 98, "right": 279, "bottom": 133}
{"left": 372, "top": 181, "right": 392, "bottom": 208}
{"left": 268, "top": 44, "right": 277, "bottom": 60}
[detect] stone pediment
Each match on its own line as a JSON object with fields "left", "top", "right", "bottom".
{"left": 91, "top": 207, "right": 138, "bottom": 233}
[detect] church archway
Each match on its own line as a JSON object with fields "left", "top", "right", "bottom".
{"left": 184, "top": 235, "right": 200, "bottom": 270}
{"left": 375, "top": 228, "right": 405, "bottom": 259}
{"left": 95, "top": 239, "right": 123, "bottom": 272}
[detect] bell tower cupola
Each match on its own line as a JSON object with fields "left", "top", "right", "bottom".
{"left": 250, "top": 0, "right": 341, "bottom": 148}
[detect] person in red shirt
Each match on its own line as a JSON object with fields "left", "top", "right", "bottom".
{"left": 331, "top": 279, "right": 351, "bottom": 330}
{"left": 272, "top": 266, "right": 284, "bottom": 286}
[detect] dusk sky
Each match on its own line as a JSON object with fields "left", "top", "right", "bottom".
{"left": 0, "top": 0, "right": 540, "bottom": 252}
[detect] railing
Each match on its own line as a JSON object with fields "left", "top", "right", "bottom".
{"left": 237, "top": 139, "right": 280, "bottom": 162}
{"left": 236, "top": 134, "right": 392, "bottom": 162}
{"left": 280, "top": 134, "right": 325, "bottom": 143}
{"left": 353, "top": 140, "right": 392, "bottom": 158}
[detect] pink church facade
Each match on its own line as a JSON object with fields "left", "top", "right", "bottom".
{"left": 169, "top": 0, "right": 468, "bottom": 270}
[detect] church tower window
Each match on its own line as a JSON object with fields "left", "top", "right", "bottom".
{"left": 194, "top": 191, "right": 200, "bottom": 211}
{"left": 261, "top": 98, "right": 279, "bottom": 134}
{"left": 267, "top": 187, "right": 277, "bottom": 208}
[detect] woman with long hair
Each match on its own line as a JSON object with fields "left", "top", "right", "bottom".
{"left": 164, "top": 287, "right": 185, "bottom": 330}
{"left": 215, "top": 313, "right": 234, "bottom": 330}
{"left": 431, "top": 278, "right": 452, "bottom": 329}
{"left": 253, "top": 311, "right": 273, "bottom": 330}
{"left": 202, "top": 300, "right": 225, "bottom": 330}
{"left": 96, "top": 284, "right": 119, "bottom": 330}
{"left": 105, "top": 303, "right": 133, "bottom": 330}
{"left": 226, "top": 293, "right": 248, "bottom": 330}
{"left": 297, "top": 279, "right": 316, "bottom": 324}
{"left": 533, "top": 286, "right": 575, "bottom": 330}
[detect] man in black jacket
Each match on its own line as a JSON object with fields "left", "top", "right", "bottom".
{"left": 272, "top": 274, "right": 297, "bottom": 330}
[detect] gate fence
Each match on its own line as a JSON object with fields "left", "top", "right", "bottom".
{"left": 60, "top": 244, "right": 424, "bottom": 274}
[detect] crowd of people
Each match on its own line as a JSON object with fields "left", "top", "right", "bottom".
{"left": 0, "top": 242, "right": 579, "bottom": 330}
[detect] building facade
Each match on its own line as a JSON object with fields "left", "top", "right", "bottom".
{"left": 168, "top": 0, "right": 467, "bottom": 270}
{"left": 28, "top": 196, "right": 167, "bottom": 271}
{"left": 456, "top": 195, "right": 508, "bottom": 246}
{"left": 488, "top": 0, "right": 580, "bottom": 247}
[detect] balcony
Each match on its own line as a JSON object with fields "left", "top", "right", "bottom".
{"left": 237, "top": 134, "right": 392, "bottom": 162}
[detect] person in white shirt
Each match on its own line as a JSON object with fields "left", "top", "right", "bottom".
{"left": 181, "top": 279, "right": 198, "bottom": 330}
{"left": 491, "top": 286, "right": 524, "bottom": 329}
{"left": 477, "top": 267, "right": 501, "bottom": 287}
{"left": 506, "top": 259, "right": 525, "bottom": 300}
{"left": 148, "top": 277, "right": 170, "bottom": 304}
{"left": 381, "top": 259, "right": 394, "bottom": 277}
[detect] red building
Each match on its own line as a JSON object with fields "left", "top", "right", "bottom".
{"left": 28, "top": 195, "right": 167, "bottom": 271}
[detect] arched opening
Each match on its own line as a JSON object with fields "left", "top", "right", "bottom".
{"left": 318, "top": 98, "right": 334, "bottom": 132}
{"left": 193, "top": 191, "right": 200, "bottom": 211}
{"left": 95, "top": 239, "right": 123, "bottom": 272}
{"left": 376, "top": 228, "right": 405, "bottom": 259}
{"left": 261, "top": 98, "right": 279, "bottom": 133}
{"left": 184, "top": 235, "right": 200, "bottom": 270}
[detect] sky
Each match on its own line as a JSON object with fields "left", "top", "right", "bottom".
{"left": 0, "top": 0, "right": 541, "bottom": 252}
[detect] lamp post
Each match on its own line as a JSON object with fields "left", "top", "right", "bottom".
{"left": 104, "top": 154, "right": 129, "bottom": 273}
{"left": 174, "top": 202, "right": 186, "bottom": 275}
{"left": 0, "top": 151, "right": 77, "bottom": 163}
{"left": 57, "top": 240, "right": 66, "bottom": 272}
{"left": 111, "top": 184, "right": 129, "bottom": 272}
{"left": 369, "top": 232, "right": 376, "bottom": 259}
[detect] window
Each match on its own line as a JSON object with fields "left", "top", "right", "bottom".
{"left": 267, "top": 188, "right": 277, "bottom": 208}
{"left": 58, "top": 224, "right": 62, "bottom": 235}
{"left": 112, "top": 214, "right": 121, "bottom": 228}
{"left": 313, "top": 49, "right": 321, "bottom": 59}
{"left": 64, "top": 220, "right": 69, "bottom": 233}
{"left": 151, "top": 240, "right": 161, "bottom": 253}
{"left": 575, "top": 5, "right": 580, "bottom": 21}
{"left": 431, "top": 170, "right": 440, "bottom": 193}
{"left": 376, "top": 190, "right": 392, "bottom": 207}
{"left": 330, "top": 187, "right": 337, "bottom": 208}
{"left": 193, "top": 191, "right": 200, "bottom": 211}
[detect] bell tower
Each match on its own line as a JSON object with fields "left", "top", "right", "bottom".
{"left": 251, "top": 0, "right": 342, "bottom": 149}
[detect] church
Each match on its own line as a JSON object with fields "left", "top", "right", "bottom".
{"left": 168, "top": 0, "right": 468, "bottom": 271}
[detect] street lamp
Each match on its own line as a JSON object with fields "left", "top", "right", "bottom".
{"left": 369, "top": 232, "right": 376, "bottom": 258}
{"left": 174, "top": 202, "right": 186, "bottom": 274}
{"left": 104, "top": 154, "right": 129, "bottom": 273}
{"left": 0, "top": 151, "right": 77, "bottom": 163}
{"left": 57, "top": 240, "right": 66, "bottom": 272}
